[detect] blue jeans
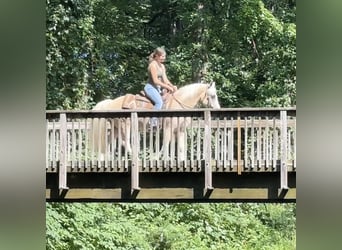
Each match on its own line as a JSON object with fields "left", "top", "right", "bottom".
{"left": 144, "top": 83, "right": 162, "bottom": 127}
{"left": 144, "top": 83, "right": 163, "bottom": 110}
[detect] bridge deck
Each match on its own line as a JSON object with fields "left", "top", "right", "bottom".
{"left": 46, "top": 159, "right": 295, "bottom": 173}
{"left": 46, "top": 108, "right": 296, "bottom": 202}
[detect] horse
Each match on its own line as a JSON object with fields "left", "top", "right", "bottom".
{"left": 90, "top": 82, "right": 221, "bottom": 160}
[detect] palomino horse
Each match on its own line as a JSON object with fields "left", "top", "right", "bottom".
{"left": 90, "top": 82, "right": 221, "bottom": 160}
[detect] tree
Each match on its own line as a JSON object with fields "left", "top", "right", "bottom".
{"left": 46, "top": 0, "right": 296, "bottom": 108}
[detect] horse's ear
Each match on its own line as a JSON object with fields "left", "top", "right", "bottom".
{"left": 209, "top": 81, "right": 215, "bottom": 88}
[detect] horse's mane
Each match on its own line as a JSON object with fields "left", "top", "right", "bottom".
{"left": 177, "top": 82, "right": 206, "bottom": 91}
{"left": 174, "top": 83, "right": 207, "bottom": 98}
{"left": 175, "top": 82, "right": 207, "bottom": 95}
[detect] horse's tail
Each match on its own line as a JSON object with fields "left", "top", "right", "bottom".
{"left": 89, "top": 100, "right": 112, "bottom": 155}
{"left": 89, "top": 117, "right": 107, "bottom": 155}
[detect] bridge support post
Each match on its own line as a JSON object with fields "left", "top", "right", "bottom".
{"left": 131, "top": 112, "right": 140, "bottom": 194}
{"left": 204, "top": 110, "right": 213, "bottom": 196}
{"left": 280, "top": 111, "right": 289, "bottom": 191}
{"left": 237, "top": 112, "right": 242, "bottom": 175}
{"left": 59, "top": 113, "right": 69, "bottom": 191}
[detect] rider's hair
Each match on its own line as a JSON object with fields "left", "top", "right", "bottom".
{"left": 148, "top": 47, "right": 166, "bottom": 63}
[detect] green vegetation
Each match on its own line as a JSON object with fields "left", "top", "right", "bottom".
{"left": 46, "top": 0, "right": 296, "bottom": 110}
{"left": 46, "top": 203, "right": 296, "bottom": 249}
{"left": 46, "top": 1, "right": 296, "bottom": 249}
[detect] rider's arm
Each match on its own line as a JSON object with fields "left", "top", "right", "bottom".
{"left": 149, "top": 62, "right": 174, "bottom": 92}
{"left": 161, "top": 64, "right": 177, "bottom": 92}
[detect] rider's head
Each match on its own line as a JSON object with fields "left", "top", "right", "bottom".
{"left": 149, "top": 47, "right": 166, "bottom": 63}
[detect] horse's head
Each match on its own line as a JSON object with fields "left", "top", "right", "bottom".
{"left": 169, "top": 82, "right": 221, "bottom": 109}
{"left": 201, "top": 81, "right": 221, "bottom": 109}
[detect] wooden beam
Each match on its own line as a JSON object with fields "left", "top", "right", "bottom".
{"left": 131, "top": 112, "right": 140, "bottom": 193}
{"left": 237, "top": 112, "right": 242, "bottom": 175}
{"left": 59, "top": 113, "right": 68, "bottom": 190}
{"left": 46, "top": 188, "right": 296, "bottom": 201}
{"left": 209, "top": 188, "right": 296, "bottom": 200}
{"left": 204, "top": 110, "right": 213, "bottom": 194}
{"left": 280, "top": 111, "right": 289, "bottom": 189}
{"left": 46, "top": 172, "right": 296, "bottom": 201}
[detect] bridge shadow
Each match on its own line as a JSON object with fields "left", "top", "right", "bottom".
{"left": 47, "top": 171, "right": 296, "bottom": 202}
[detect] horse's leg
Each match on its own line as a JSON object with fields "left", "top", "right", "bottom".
{"left": 90, "top": 117, "right": 107, "bottom": 161}
{"left": 177, "top": 118, "right": 187, "bottom": 161}
{"left": 177, "top": 132, "right": 184, "bottom": 161}
{"left": 121, "top": 118, "right": 132, "bottom": 155}
{"left": 160, "top": 117, "right": 171, "bottom": 159}
{"left": 107, "top": 119, "right": 119, "bottom": 161}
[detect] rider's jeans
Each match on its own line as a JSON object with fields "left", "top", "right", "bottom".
{"left": 144, "top": 83, "right": 162, "bottom": 127}
{"left": 144, "top": 83, "right": 163, "bottom": 109}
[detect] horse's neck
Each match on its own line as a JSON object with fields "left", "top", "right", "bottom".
{"left": 168, "top": 84, "right": 205, "bottom": 109}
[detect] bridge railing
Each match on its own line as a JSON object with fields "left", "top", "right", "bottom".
{"left": 46, "top": 108, "right": 296, "bottom": 190}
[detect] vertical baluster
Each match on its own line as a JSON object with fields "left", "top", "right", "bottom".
{"left": 237, "top": 112, "right": 241, "bottom": 175}
{"left": 170, "top": 117, "right": 175, "bottom": 168}
{"left": 293, "top": 127, "right": 296, "bottom": 170}
{"left": 272, "top": 117, "right": 276, "bottom": 170}
{"left": 59, "top": 113, "right": 68, "bottom": 190}
{"left": 265, "top": 116, "right": 269, "bottom": 170}
{"left": 176, "top": 116, "right": 181, "bottom": 168}
{"left": 117, "top": 118, "right": 122, "bottom": 170}
{"left": 78, "top": 120, "right": 82, "bottom": 169}
{"left": 251, "top": 117, "right": 255, "bottom": 170}
{"left": 131, "top": 112, "right": 140, "bottom": 192}
{"left": 149, "top": 117, "right": 153, "bottom": 170}
{"left": 51, "top": 120, "right": 56, "bottom": 170}
{"left": 85, "top": 118, "right": 89, "bottom": 170}
{"left": 70, "top": 120, "right": 74, "bottom": 170}
{"left": 156, "top": 117, "right": 160, "bottom": 170}
{"left": 196, "top": 118, "right": 201, "bottom": 161}
{"left": 91, "top": 118, "right": 95, "bottom": 168}
{"left": 204, "top": 110, "right": 213, "bottom": 193}
{"left": 124, "top": 118, "right": 128, "bottom": 170}
{"left": 280, "top": 111, "right": 288, "bottom": 189}
{"left": 143, "top": 117, "right": 147, "bottom": 170}
{"left": 46, "top": 120, "right": 49, "bottom": 170}
{"left": 223, "top": 117, "right": 227, "bottom": 170}
{"left": 244, "top": 116, "right": 248, "bottom": 171}
{"left": 190, "top": 116, "right": 194, "bottom": 170}
{"left": 257, "top": 117, "right": 261, "bottom": 170}
{"left": 110, "top": 119, "right": 115, "bottom": 170}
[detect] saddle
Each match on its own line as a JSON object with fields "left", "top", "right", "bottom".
{"left": 122, "top": 89, "right": 171, "bottom": 109}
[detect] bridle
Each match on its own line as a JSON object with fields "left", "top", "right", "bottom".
{"left": 170, "top": 83, "right": 212, "bottom": 109}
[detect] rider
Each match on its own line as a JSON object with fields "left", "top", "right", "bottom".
{"left": 144, "top": 47, "right": 177, "bottom": 127}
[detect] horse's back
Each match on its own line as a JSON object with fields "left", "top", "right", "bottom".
{"left": 93, "top": 96, "right": 125, "bottom": 110}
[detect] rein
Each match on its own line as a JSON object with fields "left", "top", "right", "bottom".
{"left": 170, "top": 94, "right": 195, "bottom": 109}
{"left": 169, "top": 87, "right": 208, "bottom": 109}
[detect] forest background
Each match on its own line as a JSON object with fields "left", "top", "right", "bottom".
{"left": 46, "top": 0, "right": 296, "bottom": 249}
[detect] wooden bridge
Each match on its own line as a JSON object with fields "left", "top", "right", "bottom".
{"left": 46, "top": 108, "right": 296, "bottom": 202}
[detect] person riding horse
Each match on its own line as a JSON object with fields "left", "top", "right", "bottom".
{"left": 90, "top": 82, "right": 221, "bottom": 161}
{"left": 144, "top": 47, "right": 177, "bottom": 127}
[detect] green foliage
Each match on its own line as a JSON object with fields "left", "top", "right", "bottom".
{"left": 46, "top": 0, "right": 296, "bottom": 110}
{"left": 46, "top": 203, "right": 296, "bottom": 249}
{"left": 46, "top": 2, "right": 296, "bottom": 248}
{"left": 46, "top": 1, "right": 296, "bottom": 248}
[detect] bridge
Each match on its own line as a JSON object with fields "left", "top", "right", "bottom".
{"left": 46, "top": 108, "right": 296, "bottom": 202}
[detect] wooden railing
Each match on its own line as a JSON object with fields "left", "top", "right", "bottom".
{"left": 46, "top": 108, "right": 296, "bottom": 192}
